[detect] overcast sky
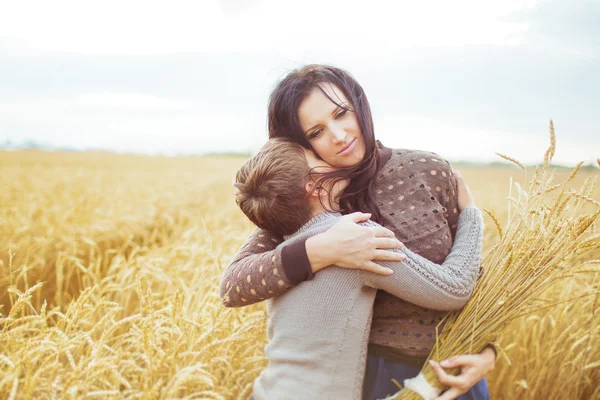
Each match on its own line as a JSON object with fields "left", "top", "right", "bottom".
{"left": 1, "top": 0, "right": 598, "bottom": 164}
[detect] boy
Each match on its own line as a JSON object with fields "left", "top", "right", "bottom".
{"left": 229, "top": 138, "right": 483, "bottom": 400}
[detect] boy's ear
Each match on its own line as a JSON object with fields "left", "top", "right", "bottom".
{"left": 306, "top": 180, "right": 322, "bottom": 198}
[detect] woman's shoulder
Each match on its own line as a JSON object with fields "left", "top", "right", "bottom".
{"left": 374, "top": 147, "right": 453, "bottom": 192}
{"left": 383, "top": 147, "right": 452, "bottom": 168}
{"left": 376, "top": 143, "right": 454, "bottom": 185}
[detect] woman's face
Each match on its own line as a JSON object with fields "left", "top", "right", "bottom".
{"left": 297, "top": 83, "right": 366, "bottom": 169}
{"left": 304, "top": 148, "right": 350, "bottom": 208}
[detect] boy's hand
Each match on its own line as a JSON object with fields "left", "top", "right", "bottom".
{"left": 454, "top": 170, "right": 476, "bottom": 211}
{"left": 306, "top": 212, "right": 405, "bottom": 275}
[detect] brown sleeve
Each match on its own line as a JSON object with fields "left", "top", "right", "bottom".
{"left": 219, "top": 228, "right": 313, "bottom": 307}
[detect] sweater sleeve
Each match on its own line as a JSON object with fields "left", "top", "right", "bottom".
{"left": 359, "top": 207, "right": 484, "bottom": 310}
{"left": 435, "top": 156, "right": 460, "bottom": 240}
{"left": 435, "top": 156, "right": 486, "bottom": 281}
{"left": 219, "top": 228, "right": 313, "bottom": 307}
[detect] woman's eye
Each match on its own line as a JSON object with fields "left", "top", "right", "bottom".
{"left": 336, "top": 109, "right": 347, "bottom": 118}
{"left": 308, "top": 129, "right": 323, "bottom": 139}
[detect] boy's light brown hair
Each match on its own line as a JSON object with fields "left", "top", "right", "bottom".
{"left": 234, "top": 138, "right": 313, "bottom": 236}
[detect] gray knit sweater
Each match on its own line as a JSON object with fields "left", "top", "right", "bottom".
{"left": 252, "top": 207, "right": 483, "bottom": 400}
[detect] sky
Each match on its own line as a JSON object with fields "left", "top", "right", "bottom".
{"left": 0, "top": 0, "right": 598, "bottom": 165}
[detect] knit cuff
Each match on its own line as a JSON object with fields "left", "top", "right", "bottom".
{"left": 281, "top": 238, "right": 314, "bottom": 285}
{"left": 458, "top": 207, "right": 482, "bottom": 224}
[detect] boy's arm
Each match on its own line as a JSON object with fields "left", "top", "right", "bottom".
{"left": 426, "top": 153, "right": 460, "bottom": 238}
{"left": 360, "top": 207, "right": 484, "bottom": 310}
{"left": 436, "top": 157, "right": 486, "bottom": 280}
{"left": 219, "top": 228, "right": 313, "bottom": 307}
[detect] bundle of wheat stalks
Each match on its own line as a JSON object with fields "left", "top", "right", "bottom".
{"left": 395, "top": 121, "right": 600, "bottom": 400}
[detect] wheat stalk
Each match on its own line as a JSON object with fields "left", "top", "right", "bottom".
{"left": 396, "top": 125, "right": 600, "bottom": 400}
{"left": 482, "top": 208, "right": 503, "bottom": 238}
{"left": 495, "top": 153, "right": 526, "bottom": 170}
{"left": 544, "top": 120, "right": 556, "bottom": 168}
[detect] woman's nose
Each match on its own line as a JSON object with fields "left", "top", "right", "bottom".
{"left": 329, "top": 123, "right": 346, "bottom": 142}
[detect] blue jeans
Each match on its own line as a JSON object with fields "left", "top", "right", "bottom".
{"left": 362, "top": 354, "right": 490, "bottom": 400}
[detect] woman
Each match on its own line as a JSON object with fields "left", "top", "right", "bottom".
{"left": 221, "top": 65, "right": 495, "bottom": 400}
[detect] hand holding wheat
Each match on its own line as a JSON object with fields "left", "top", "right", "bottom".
{"left": 428, "top": 349, "right": 495, "bottom": 400}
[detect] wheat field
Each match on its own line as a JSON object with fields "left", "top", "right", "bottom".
{"left": 0, "top": 150, "right": 598, "bottom": 399}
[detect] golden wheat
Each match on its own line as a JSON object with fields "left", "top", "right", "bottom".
{"left": 494, "top": 153, "right": 526, "bottom": 170}
{"left": 0, "top": 147, "right": 598, "bottom": 399}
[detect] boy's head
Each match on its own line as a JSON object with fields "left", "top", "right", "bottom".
{"left": 234, "top": 138, "right": 348, "bottom": 236}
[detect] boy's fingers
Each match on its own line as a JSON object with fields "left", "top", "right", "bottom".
{"left": 363, "top": 261, "right": 393, "bottom": 275}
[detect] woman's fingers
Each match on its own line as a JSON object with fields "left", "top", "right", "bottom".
{"left": 440, "top": 355, "right": 474, "bottom": 368}
{"left": 361, "top": 261, "right": 394, "bottom": 275}
{"left": 374, "top": 237, "right": 404, "bottom": 249}
{"left": 346, "top": 212, "right": 372, "bottom": 223}
{"left": 341, "top": 215, "right": 396, "bottom": 238}
{"left": 327, "top": 213, "right": 405, "bottom": 272}
{"left": 428, "top": 360, "right": 464, "bottom": 388}
{"left": 434, "top": 387, "right": 463, "bottom": 400}
{"left": 372, "top": 249, "right": 405, "bottom": 262}
{"left": 370, "top": 225, "right": 396, "bottom": 238}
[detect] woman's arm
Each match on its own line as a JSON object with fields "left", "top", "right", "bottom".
{"left": 220, "top": 228, "right": 293, "bottom": 307}
{"left": 360, "top": 206, "right": 483, "bottom": 310}
{"left": 220, "top": 213, "right": 404, "bottom": 307}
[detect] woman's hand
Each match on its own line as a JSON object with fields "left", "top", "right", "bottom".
{"left": 454, "top": 170, "right": 476, "bottom": 211}
{"left": 428, "top": 346, "right": 496, "bottom": 400}
{"left": 305, "top": 212, "right": 405, "bottom": 275}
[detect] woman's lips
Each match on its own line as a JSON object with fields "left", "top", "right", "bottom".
{"left": 337, "top": 138, "right": 357, "bottom": 156}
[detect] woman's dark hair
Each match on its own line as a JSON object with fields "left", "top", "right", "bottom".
{"left": 267, "top": 64, "right": 384, "bottom": 223}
